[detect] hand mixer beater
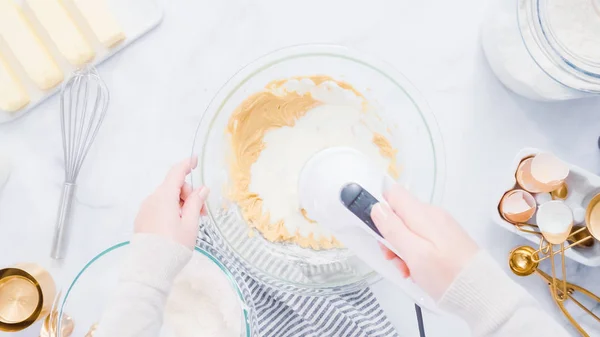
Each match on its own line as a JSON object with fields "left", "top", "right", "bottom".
{"left": 50, "top": 66, "right": 109, "bottom": 259}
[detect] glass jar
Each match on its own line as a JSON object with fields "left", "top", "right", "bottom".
{"left": 481, "top": 0, "right": 600, "bottom": 101}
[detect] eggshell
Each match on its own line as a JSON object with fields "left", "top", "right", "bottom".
{"left": 516, "top": 158, "right": 546, "bottom": 193}
{"left": 530, "top": 153, "right": 569, "bottom": 192}
{"left": 537, "top": 200, "right": 573, "bottom": 244}
{"left": 500, "top": 190, "right": 536, "bottom": 223}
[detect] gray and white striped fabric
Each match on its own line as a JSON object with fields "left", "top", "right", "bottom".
{"left": 201, "top": 225, "right": 401, "bottom": 337}
{"left": 246, "top": 278, "right": 401, "bottom": 337}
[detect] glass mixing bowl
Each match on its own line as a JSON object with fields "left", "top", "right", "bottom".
{"left": 191, "top": 44, "right": 445, "bottom": 296}
{"left": 54, "top": 240, "right": 257, "bottom": 336}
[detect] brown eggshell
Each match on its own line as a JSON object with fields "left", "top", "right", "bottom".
{"left": 516, "top": 158, "right": 547, "bottom": 193}
{"left": 530, "top": 153, "right": 569, "bottom": 193}
{"left": 500, "top": 189, "right": 537, "bottom": 223}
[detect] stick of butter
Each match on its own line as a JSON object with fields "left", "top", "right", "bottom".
{"left": 0, "top": 52, "right": 29, "bottom": 112}
{"left": 0, "top": 0, "right": 63, "bottom": 90}
{"left": 26, "top": 0, "right": 95, "bottom": 66}
{"left": 74, "top": 0, "right": 125, "bottom": 48}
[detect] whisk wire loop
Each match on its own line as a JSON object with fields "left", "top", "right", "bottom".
{"left": 51, "top": 66, "right": 109, "bottom": 259}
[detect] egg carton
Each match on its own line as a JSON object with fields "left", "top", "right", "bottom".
{"left": 493, "top": 147, "right": 600, "bottom": 266}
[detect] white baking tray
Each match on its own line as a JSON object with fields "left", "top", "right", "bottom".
{"left": 0, "top": 0, "right": 163, "bottom": 124}
{"left": 493, "top": 147, "right": 600, "bottom": 266}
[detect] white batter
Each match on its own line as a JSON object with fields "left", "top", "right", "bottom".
{"left": 227, "top": 77, "right": 398, "bottom": 249}
{"left": 250, "top": 103, "right": 389, "bottom": 242}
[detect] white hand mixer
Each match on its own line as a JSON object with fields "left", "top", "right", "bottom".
{"left": 298, "top": 146, "right": 436, "bottom": 336}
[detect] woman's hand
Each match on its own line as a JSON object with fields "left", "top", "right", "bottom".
{"left": 370, "top": 184, "right": 479, "bottom": 300}
{"left": 134, "top": 157, "right": 209, "bottom": 249}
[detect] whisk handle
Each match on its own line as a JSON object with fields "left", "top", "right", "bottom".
{"left": 50, "top": 183, "right": 76, "bottom": 259}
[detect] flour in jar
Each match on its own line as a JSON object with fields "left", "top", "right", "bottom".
{"left": 547, "top": 0, "right": 600, "bottom": 61}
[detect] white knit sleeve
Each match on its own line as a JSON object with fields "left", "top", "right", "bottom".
{"left": 94, "top": 233, "right": 193, "bottom": 337}
{"left": 438, "top": 250, "right": 571, "bottom": 337}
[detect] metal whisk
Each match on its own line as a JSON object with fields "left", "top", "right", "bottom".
{"left": 50, "top": 66, "right": 109, "bottom": 259}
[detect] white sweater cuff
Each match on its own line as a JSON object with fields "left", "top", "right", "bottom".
{"left": 438, "top": 250, "right": 535, "bottom": 335}
{"left": 120, "top": 233, "right": 193, "bottom": 293}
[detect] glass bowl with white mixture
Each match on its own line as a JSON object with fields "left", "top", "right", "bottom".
{"left": 54, "top": 240, "right": 258, "bottom": 336}
{"left": 191, "top": 44, "right": 445, "bottom": 296}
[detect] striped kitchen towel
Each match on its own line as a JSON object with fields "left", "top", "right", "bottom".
{"left": 246, "top": 278, "right": 401, "bottom": 337}
{"left": 199, "top": 223, "right": 401, "bottom": 337}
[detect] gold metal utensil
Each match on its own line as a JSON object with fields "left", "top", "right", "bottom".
{"left": 513, "top": 222, "right": 542, "bottom": 236}
{"left": 568, "top": 226, "right": 595, "bottom": 248}
{"left": 585, "top": 193, "right": 600, "bottom": 240}
{"left": 509, "top": 246, "right": 600, "bottom": 337}
{"left": 0, "top": 263, "right": 56, "bottom": 332}
{"left": 536, "top": 201, "right": 573, "bottom": 302}
{"left": 503, "top": 155, "right": 600, "bottom": 336}
{"left": 551, "top": 182, "right": 569, "bottom": 200}
{"left": 508, "top": 246, "right": 539, "bottom": 276}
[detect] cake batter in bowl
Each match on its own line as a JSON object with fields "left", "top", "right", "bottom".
{"left": 191, "top": 44, "right": 445, "bottom": 295}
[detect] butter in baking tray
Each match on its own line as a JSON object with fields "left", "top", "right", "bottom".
{"left": 26, "top": 0, "right": 95, "bottom": 66}
{"left": 0, "top": 0, "right": 63, "bottom": 90}
{"left": 0, "top": 52, "right": 29, "bottom": 112}
{"left": 74, "top": 0, "right": 125, "bottom": 48}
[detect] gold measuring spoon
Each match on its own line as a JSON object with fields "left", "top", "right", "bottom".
{"left": 551, "top": 182, "right": 569, "bottom": 200}
{"left": 585, "top": 193, "right": 600, "bottom": 240}
{"left": 568, "top": 226, "right": 595, "bottom": 248}
{"left": 509, "top": 246, "right": 600, "bottom": 337}
{"left": 509, "top": 246, "right": 540, "bottom": 277}
{"left": 513, "top": 222, "right": 542, "bottom": 236}
{"left": 536, "top": 201, "right": 573, "bottom": 302}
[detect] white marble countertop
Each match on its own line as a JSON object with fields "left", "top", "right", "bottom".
{"left": 1, "top": 0, "right": 600, "bottom": 336}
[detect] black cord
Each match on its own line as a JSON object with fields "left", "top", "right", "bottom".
{"left": 414, "top": 304, "right": 426, "bottom": 337}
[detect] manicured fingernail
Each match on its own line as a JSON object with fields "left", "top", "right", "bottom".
{"left": 198, "top": 187, "right": 210, "bottom": 200}
{"left": 371, "top": 203, "right": 388, "bottom": 222}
